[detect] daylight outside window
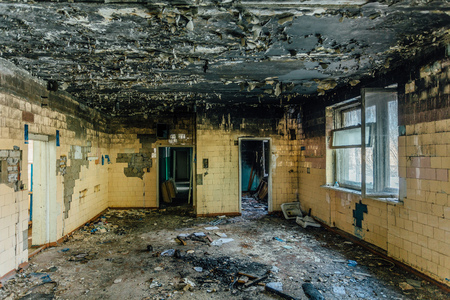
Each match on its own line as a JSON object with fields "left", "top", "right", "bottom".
{"left": 331, "top": 88, "right": 399, "bottom": 197}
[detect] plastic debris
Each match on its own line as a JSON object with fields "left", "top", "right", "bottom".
{"left": 399, "top": 282, "right": 414, "bottom": 291}
{"left": 347, "top": 260, "right": 357, "bottom": 267}
{"left": 161, "top": 249, "right": 175, "bottom": 256}
{"left": 274, "top": 237, "right": 285, "bottom": 242}
{"left": 215, "top": 232, "right": 227, "bottom": 238}
{"left": 333, "top": 285, "right": 346, "bottom": 295}
{"left": 150, "top": 281, "right": 162, "bottom": 288}
{"left": 193, "top": 232, "right": 205, "bottom": 237}
{"left": 266, "top": 282, "right": 283, "bottom": 291}
{"left": 58, "top": 248, "right": 70, "bottom": 253}
{"left": 296, "top": 216, "right": 321, "bottom": 228}
{"left": 114, "top": 278, "right": 122, "bottom": 284}
{"left": 209, "top": 219, "right": 223, "bottom": 226}
{"left": 204, "top": 226, "right": 219, "bottom": 230}
{"left": 211, "top": 238, "right": 234, "bottom": 246}
{"left": 193, "top": 267, "right": 203, "bottom": 272}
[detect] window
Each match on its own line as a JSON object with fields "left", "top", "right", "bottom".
{"left": 331, "top": 88, "right": 398, "bottom": 197}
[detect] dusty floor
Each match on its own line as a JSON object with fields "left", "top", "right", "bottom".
{"left": 1, "top": 204, "right": 449, "bottom": 300}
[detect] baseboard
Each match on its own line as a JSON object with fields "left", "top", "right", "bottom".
{"left": 108, "top": 207, "right": 158, "bottom": 210}
{"left": 27, "top": 208, "right": 109, "bottom": 260}
{"left": 0, "top": 262, "right": 29, "bottom": 283}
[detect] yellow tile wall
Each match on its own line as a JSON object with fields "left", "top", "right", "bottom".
{"left": 108, "top": 118, "right": 195, "bottom": 208}
{"left": 0, "top": 62, "right": 111, "bottom": 278}
{"left": 388, "top": 120, "right": 450, "bottom": 285}
{"left": 196, "top": 112, "right": 301, "bottom": 216}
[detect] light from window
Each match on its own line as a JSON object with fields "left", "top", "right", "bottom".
{"left": 332, "top": 89, "right": 398, "bottom": 197}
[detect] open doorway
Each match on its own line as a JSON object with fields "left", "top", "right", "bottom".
{"left": 158, "top": 147, "right": 193, "bottom": 208}
{"left": 239, "top": 139, "right": 271, "bottom": 218}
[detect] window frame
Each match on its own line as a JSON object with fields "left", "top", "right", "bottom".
{"left": 361, "top": 87, "right": 398, "bottom": 198}
{"left": 330, "top": 88, "right": 399, "bottom": 198}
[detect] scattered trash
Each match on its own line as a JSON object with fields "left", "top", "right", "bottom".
{"left": 161, "top": 249, "right": 175, "bottom": 256}
{"left": 193, "top": 267, "right": 203, "bottom": 272}
{"left": 178, "top": 233, "right": 190, "bottom": 238}
{"left": 215, "top": 232, "right": 227, "bottom": 238}
{"left": 271, "top": 266, "right": 279, "bottom": 273}
{"left": 302, "top": 283, "right": 325, "bottom": 300}
{"left": 113, "top": 278, "right": 122, "bottom": 284}
{"left": 267, "top": 282, "right": 299, "bottom": 300}
{"left": 296, "top": 216, "right": 320, "bottom": 228}
{"left": 204, "top": 226, "right": 219, "bottom": 230}
{"left": 399, "top": 282, "right": 415, "bottom": 291}
{"left": 354, "top": 271, "right": 371, "bottom": 277}
{"left": 193, "top": 232, "right": 206, "bottom": 237}
{"left": 183, "top": 278, "right": 196, "bottom": 287}
{"left": 209, "top": 219, "right": 223, "bottom": 226}
{"left": 41, "top": 275, "right": 52, "bottom": 283}
{"left": 186, "top": 250, "right": 195, "bottom": 254}
{"left": 238, "top": 276, "right": 249, "bottom": 284}
{"left": 58, "top": 248, "right": 70, "bottom": 253}
{"left": 281, "top": 202, "right": 303, "bottom": 220}
{"left": 149, "top": 281, "right": 162, "bottom": 288}
{"left": 333, "top": 285, "right": 346, "bottom": 295}
{"left": 266, "top": 282, "right": 283, "bottom": 291}
{"left": 154, "top": 267, "right": 163, "bottom": 271}
{"left": 274, "top": 237, "right": 285, "bottom": 242}
{"left": 406, "top": 279, "right": 421, "bottom": 288}
{"left": 42, "top": 266, "right": 58, "bottom": 273}
{"left": 282, "top": 245, "right": 293, "bottom": 249}
{"left": 175, "top": 237, "right": 187, "bottom": 245}
{"left": 347, "top": 260, "right": 358, "bottom": 267}
{"left": 211, "top": 238, "right": 234, "bottom": 246}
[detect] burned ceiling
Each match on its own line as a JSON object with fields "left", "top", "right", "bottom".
{"left": 0, "top": 0, "right": 449, "bottom": 116}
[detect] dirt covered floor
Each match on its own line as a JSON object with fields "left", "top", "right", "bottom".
{"left": 1, "top": 208, "right": 449, "bottom": 300}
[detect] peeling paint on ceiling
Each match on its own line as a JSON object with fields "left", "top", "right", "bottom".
{"left": 0, "top": 0, "right": 449, "bottom": 116}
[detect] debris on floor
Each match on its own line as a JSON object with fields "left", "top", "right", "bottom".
{"left": 1, "top": 208, "right": 448, "bottom": 300}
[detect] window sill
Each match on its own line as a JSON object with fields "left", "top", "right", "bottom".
{"left": 320, "top": 185, "right": 401, "bottom": 204}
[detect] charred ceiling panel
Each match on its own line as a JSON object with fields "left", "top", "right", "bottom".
{"left": 0, "top": 1, "right": 448, "bottom": 116}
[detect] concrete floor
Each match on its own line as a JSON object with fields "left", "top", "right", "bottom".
{"left": 1, "top": 206, "right": 449, "bottom": 300}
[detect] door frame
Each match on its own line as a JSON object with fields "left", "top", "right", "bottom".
{"left": 238, "top": 137, "right": 272, "bottom": 213}
{"left": 156, "top": 145, "right": 195, "bottom": 207}
{"left": 30, "top": 134, "right": 57, "bottom": 245}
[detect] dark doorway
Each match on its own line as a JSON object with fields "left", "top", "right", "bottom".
{"left": 158, "top": 147, "right": 193, "bottom": 208}
{"left": 240, "top": 139, "right": 270, "bottom": 218}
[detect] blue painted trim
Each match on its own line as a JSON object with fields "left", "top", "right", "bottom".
{"left": 24, "top": 124, "right": 28, "bottom": 144}
{"left": 56, "top": 130, "right": 60, "bottom": 146}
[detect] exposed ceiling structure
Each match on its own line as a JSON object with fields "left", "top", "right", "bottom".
{"left": 0, "top": 0, "right": 449, "bottom": 116}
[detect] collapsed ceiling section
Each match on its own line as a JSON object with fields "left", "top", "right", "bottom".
{"left": 0, "top": 0, "right": 449, "bottom": 116}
